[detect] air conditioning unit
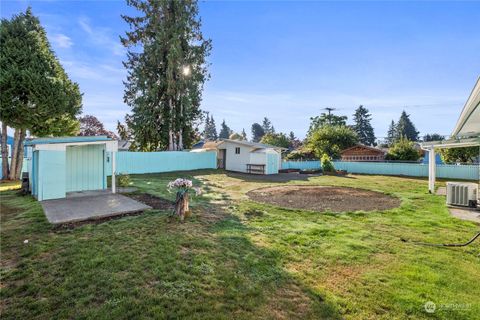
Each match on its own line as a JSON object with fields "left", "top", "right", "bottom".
{"left": 446, "top": 182, "right": 478, "bottom": 207}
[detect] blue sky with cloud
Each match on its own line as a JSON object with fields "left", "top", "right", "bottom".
{"left": 1, "top": 1, "right": 479, "bottom": 139}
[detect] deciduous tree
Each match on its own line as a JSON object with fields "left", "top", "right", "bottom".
{"left": 440, "top": 147, "right": 479, "bottom": 164}
{"left": 308, "top": 125, "right": 358, "bottom": 159}
{"left": 260, "top": 132, "right": 290, "bottom": 149}
{"left": 385, "top": 137, "right": 420, "bottom": 161}
{"left": 79, "top": 115, "right": 117, "bottom": 138}
{"left": 308, "top": 113, "right": 347, "bottom": 136}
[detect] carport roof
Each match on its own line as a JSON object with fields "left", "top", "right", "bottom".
{"left": 25, "top": 136, "right": 111, "bottom": 146}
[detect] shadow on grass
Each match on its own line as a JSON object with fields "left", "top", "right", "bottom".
{"left": 0, "top": 186, "right": 342, "bottom": 319}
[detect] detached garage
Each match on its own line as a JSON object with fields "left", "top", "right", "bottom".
{"left": 216, "top": 139, "right": 284, "bottom": 174}
{"left": 25, "top": 136, "right": 118, "bottom": 201}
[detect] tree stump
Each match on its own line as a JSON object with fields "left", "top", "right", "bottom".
{"left": 175, "top": 191, "right": 190, "bottom": 221}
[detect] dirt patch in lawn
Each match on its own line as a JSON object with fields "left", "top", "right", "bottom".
{"left": 247, "top": 185, "right": 400, "bottom": 213}
{"left": 127, "top": 193, "right": 174, "bottom": 210}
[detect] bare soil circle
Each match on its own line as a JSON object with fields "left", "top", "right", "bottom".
{"left": 247, "top": 185, "right": 400, "bottom": 213}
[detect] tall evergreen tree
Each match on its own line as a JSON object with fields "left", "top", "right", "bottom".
{"left": 262, "top": 117, "right": 274, "bottom": 134}
{"left": 0, "top": 8, "right": 82, "bottom": 179}
{"left": 219, "top": 120, "right": 232, "bottom": 139}
{"left": 251, "top": 123, "right": 265, "bottom": 142}
{"left": 122, "top": 0, "right": 212, "bottom": 151}
{"left": 386, "top": 120, "right": 397, "bottom": 146}
{"left": 203, "top": 113, "right": 217, "bottom": 141}
{"left": 241, "top": 128, "right": 247, "bottom": 141}
{"left": 396, "top": 110, "right": 419, "bottom": 141}
{"left": 288, "top": 131, "right": 302, "bottom": 149}
{"left": 352, "top": 105, "right": 376, "bottom": 146}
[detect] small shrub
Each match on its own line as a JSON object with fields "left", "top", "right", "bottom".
{"left": 117, "top": 173, "right": 131, "bottom": 187}
{"left": 385, "top": 136, "right": 420, "bottom": 161}
{"left": 321, "top": 154, "right": 335, "bottom": 173}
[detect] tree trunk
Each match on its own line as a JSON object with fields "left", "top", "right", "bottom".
{"left": 1, "top": 122, "right": 9, "bottom": 179}
{"left": 8, "top": 129, "right": 20, "bottom": 180}
{"left": 8, "top": 128, "right": 25, "bottom": 180}
{"left": 175, "top": 191, "right": 190, "bottom": 222}
{"left": 14, "top": 129, "right": 26, "bottom": 180}
{"left": 178, "top": 128, "right": 183, "bottom": 151}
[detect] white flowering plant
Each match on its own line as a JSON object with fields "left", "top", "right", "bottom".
{"left": 167, "top": 178, "right": 201, "bottom": 222}
{"left": 167, "top": 178, "right": 201, "bottom": 196}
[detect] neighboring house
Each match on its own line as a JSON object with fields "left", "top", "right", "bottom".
{"left": 340, "top": 145, "right": 386, "bottom": 162}
{"left": 422, "top": 150, "right": 443, "bottom": 165}
{"left": 198, "top": 139, "right": 284, "bottom": 174}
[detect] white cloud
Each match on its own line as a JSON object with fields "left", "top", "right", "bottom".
{"left": 61, "top": 59, "right": 126, "bottom": 83}
{"left": 78, "top": 16, "right": 125, "bottom": 56}
{"left": 49, "top": 33, "right": 73, "bottom": 48}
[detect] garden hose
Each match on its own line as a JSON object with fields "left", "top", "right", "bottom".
{"left": 401, "top": 231, "right": 480, "bottom": 247}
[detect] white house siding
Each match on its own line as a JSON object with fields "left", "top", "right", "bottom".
{"left": 221, "top": 142, "right": 253, "bottom": 173}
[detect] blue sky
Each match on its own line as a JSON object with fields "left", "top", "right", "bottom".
{"left": 2, "top": 1, "right": 479, "bottom": 140}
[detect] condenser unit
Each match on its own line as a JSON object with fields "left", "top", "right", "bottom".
{"left": 446, "top": 182, "right": 478, "bottom": 207}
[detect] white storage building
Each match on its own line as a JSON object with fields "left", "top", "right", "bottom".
{"left": 215, "top": 139, "right": 284, "bottom": 174}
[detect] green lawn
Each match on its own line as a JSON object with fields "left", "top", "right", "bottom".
{"left": 1, "top": 170, "right": 479, "bottom": 319}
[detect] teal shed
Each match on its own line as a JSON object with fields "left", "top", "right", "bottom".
{"left": 25, "top": 136, "right": 118, "bottom": 201}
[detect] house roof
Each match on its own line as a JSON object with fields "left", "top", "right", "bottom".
{"left": 340, "top": 144, "right": 386, "bottom": 155}
{"left": 25, "top": 136, "right": 111, "bottom": 146}
{"left": 218, "top": 139, "right": 286, "bottom": 151}
{"left": 451, "top": 76, "right": 480, "bottom": 138}
{"left": 421, "top": 76, "right": 480, "bottom": 149}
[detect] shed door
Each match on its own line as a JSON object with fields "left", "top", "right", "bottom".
{"left": 266, "top": 152, "right": 279, "bottom": 174}
{"left": 66, "top": 144, "right": 104, "bottom": 192}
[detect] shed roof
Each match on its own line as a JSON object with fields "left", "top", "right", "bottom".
{"left": 218, "top": 139, "right": 286, "bottom": 151}
{"left": 25, "top": 136, "right": 111, "bottom": 146}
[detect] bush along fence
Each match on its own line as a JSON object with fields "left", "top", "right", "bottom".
{"left": 282, "top": 160, "right": 480, "bottom": 181}
{"left": 105, "top": 151, "right": 217, "bottom": 175}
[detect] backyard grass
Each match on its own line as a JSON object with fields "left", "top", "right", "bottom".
{"left": 1, "top": 170, "right": 479, "bottom": 319}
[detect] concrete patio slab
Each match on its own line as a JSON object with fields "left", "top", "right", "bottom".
{"left": 41, "top": 192, "right": 151, "bottom": 224}
{"left": 448, "top": 206, "right": 480, "bottom": 224}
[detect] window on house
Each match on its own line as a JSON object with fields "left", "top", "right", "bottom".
{"left": 235, "top": 147, "right": 240, "bottom": 154}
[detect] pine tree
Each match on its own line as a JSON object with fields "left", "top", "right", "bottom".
{"left": 352, "top": 105, "right": 376, "bottom": 146}
{"left": 262, "top": 117, "right": 274, "bottom": 134}
{"left": 203, "top": 113, "right": 217, "bottom": 141}
{"left": 396, "top": 110, "right": 419, "bottom": 141}
{"left": 122, "top": 0, "right": 212, "bottom": 151}
{"left": 241, "top": 128, "right": 247, "bottom": 141}
{"left": 423, "top": 133, "right": 444, "bottom": 142}
{"left": 0, "top": 8, "right": 82, "bottom": 179}
{"left": 251, "top": 123, "right": 265, "bottom": 142}
{"left": 386, "top": 120, "right": 397, "bottom": 146}
{"left": 219, "top": 120, "right": 232, "bottom": 139}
